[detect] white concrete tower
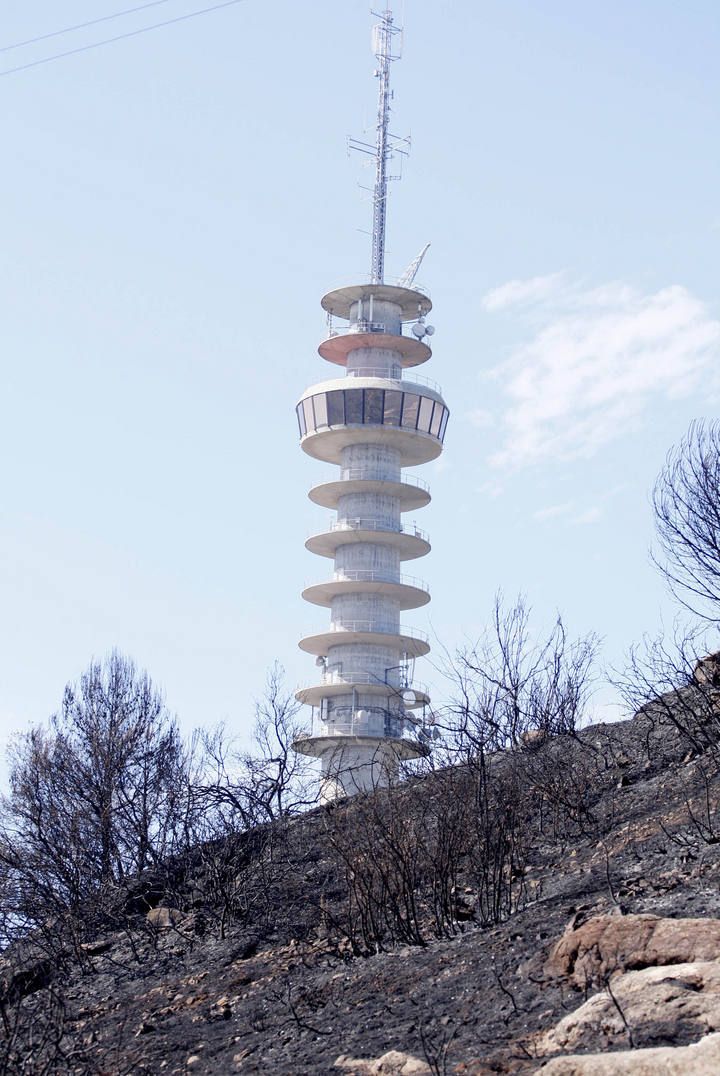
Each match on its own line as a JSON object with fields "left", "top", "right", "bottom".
{"left": 293, "top": 9, "right": 449, "bottom": 801}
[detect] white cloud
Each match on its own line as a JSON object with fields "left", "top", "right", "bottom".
{"left": 466, "top": 407, "right": 495, "bottom": 429}
{"left": 481, "top": 272, "right": 566, "bottom": 312}
{"left": 533, "top": 502, "right": 573, "bottom": 521}
{"left": 572, "top": 506, "right": 603, "bottom": 526}
{"left": 532, "top": 502, "right": 603, "bottom": 526}
{"left": 483, "top": 276, "right": 720, "bottom": 469}
{"left": 477, "top": 478, "right": 504, "bottom": 499}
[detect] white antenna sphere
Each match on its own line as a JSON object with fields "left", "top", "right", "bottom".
{"left": 402, "top": 689, "right": 416, "bottom": 704}
{"left": 357, "top": 709, "right": 368, "bottom": 721}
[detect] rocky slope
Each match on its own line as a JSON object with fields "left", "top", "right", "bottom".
{"left": 4, "top": 704, "right": 720, "bottom": 1075}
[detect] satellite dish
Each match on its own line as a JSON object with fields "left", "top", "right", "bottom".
{"left": 402, "top": 689, "right": 416, "bottom": 705}
{"left": 424, "top": 325, "right": 435, "bottom": 336}
{"left": 315, "top": 655, "right": 326, "bottom": 667}
{"left": 356, "top": 709, "right": 368, "bottom": 721}
{"left": 411, "top": 322, "right": 426, "bottom": 339}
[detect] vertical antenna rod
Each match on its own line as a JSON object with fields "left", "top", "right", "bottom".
{"left": 370, "top": 8, "right": 402, "bottom": 285}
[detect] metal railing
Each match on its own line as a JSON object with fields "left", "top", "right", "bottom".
{"left": 326, "top": 322, "right": 395, "bottom": 339}
{"left": 298, "top": 673, "right": 429, "bottom": 698}
{"left": 337, "top": 468, "right": 429, "bottom": 493}
{"left": 401, "top": 372, "right": 443, "bottom": 395}
{"left": 320, "top": 620, "right": 429, "bottom": 643}
{"left": 345, "top": 365, "right": 403, "bottom": 380}
{"left": 333, "top": 569, "right": 428, "bottom": 590}
{"left": 302, "top": 710, "right": 433, "bottom": 744}
{"left": 344, "top": 368, "right": 443, "bottom": 395}
{"left": 319, "top": 670, "right": 429, "bottom": 696}
{"left": 328, "top": 519, "right": 429, "bottom": 543}
{"left": 304, "top": 570, "right": 429, "bottom": 593}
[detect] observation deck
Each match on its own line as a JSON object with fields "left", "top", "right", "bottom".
{"left": 297, "top": 376, "right": 448, "bottom": 467}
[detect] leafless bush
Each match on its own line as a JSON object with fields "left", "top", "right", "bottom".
{"left": 196, "top": 664, "right": 315, "bottom": 830}
{"left": 324, "top": 780, "right": 429, "bottom": 951}
{"left": 513, "top": 735, "right": 611, "bottom": 844}
{"left": 318, "top": 598, "right": 598, "bottom": 953}
{"left": 323, "top": 760, "right": 529, "bottom": 952}
{"left": 435, "top": 593, "right": 601, "bottom": 850}
{"left": 618, "top": 625, "right": 720, "bottom": 758}
{"left": 439, "top": 595, "right": 598, "bottom": 755}
{"left": 616, "top": 624, "right": 720, "bottom": 849}
{"left": 653, "top": 420, "right": 720, "bottom": 622}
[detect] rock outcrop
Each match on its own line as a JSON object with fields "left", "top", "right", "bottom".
{"left": 545, "top": 913, "right": 720, "bottom": 987}
{"left": 538, "top": 961, "right": 720, "bottom": 1055}
{"left": 537, "top": 1030, "right": 720, "bottom": 1074}
{"left": 334, "top": 1050, "right": 431, "bottom": 1074}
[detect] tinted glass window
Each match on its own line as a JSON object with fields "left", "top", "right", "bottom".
{"left": 303, "top": 398, "right": 315, "bottom": 433}
{"left": 313, "top": 393, "right": 328, "bottom": 428}
{"left": 345, "top": 389, "right": 363, "bottom": 424}
{"left": 327, "top": 389, "right": 345, "bottom": 426}
{"left": 364, "top": 388, "right": 384, "bottom": 424}
{"left": 383, "top": 390, "right": 402, "bottom": 426}
{"left": 417, "top": 396, "right": 434, "bottom": 433}
{"left": 401, "top": 394, "right": 420, "bottom": 429}
{"left": 298, "top": 388, "right": 445, "bottom": 439}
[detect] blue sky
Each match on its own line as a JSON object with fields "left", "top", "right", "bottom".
{"left": 1, "top": 0, "right": 719, "bottom": 758}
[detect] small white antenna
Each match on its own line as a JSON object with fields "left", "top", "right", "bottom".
{"left": 397, "top": 242, "right": 431, "bottom": 288}
{"left": 348, "top": 8, "right": 408, "bottom": 285}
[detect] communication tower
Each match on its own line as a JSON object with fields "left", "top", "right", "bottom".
{"left": 293, "top": 8, "right": 449, "bottom": 800}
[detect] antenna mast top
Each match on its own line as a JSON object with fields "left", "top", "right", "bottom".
{"left": 370, "top": 7, "right": 398, "bottom": 286}
{"left": 368, "top": 8, "right": 404, "bottom": 285}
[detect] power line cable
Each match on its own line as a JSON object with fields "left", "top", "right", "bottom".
{"left": 1, "top": 1, "right": 176, "bottom": 54}
{"left": 0, "top": 0, "right": 248, "bottom": 78}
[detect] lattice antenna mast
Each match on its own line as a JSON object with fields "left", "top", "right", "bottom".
{"left": 350, "top": 8, "right": 407, "bottom": 285}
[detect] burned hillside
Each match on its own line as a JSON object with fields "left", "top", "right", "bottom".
{"left": 4, "top": 679, "right": 720, "bottom": 1074}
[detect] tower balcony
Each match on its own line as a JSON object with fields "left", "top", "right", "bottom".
{"left": 319, "top": 330, "right": 431, "bottom": 369}
{"left": 320, "top": 283, "right": 432, "bottom": 322}
{"left": 305, "top": 519, "right": 430, "bottom": 560}
{"left": 295, "top": 672, "right": 430, "bottom": 709}
{"left": 309, "top": 470, "right": 431, "bottom": 512}
{"left": 299, "top": 621, "right": 430, "bottom": 659}
{"left": 293, "top": 717, "right": 430, "bottom": 761}
{"left": 302, "top": 569, "right": 430, "bottom": 610}
{"left": 293, "top": 695, "right": 433, "bottom": 761}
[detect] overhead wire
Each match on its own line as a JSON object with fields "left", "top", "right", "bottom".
{"left": 1, "top": 1, "right": 176, "bottom": 54}
{"left": 0, "top": 0, "right": 248, "bottom": 78}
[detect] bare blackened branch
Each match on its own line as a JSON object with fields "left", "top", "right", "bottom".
{"left": 653, "top": 420, "right": 720, "bottom": 622}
